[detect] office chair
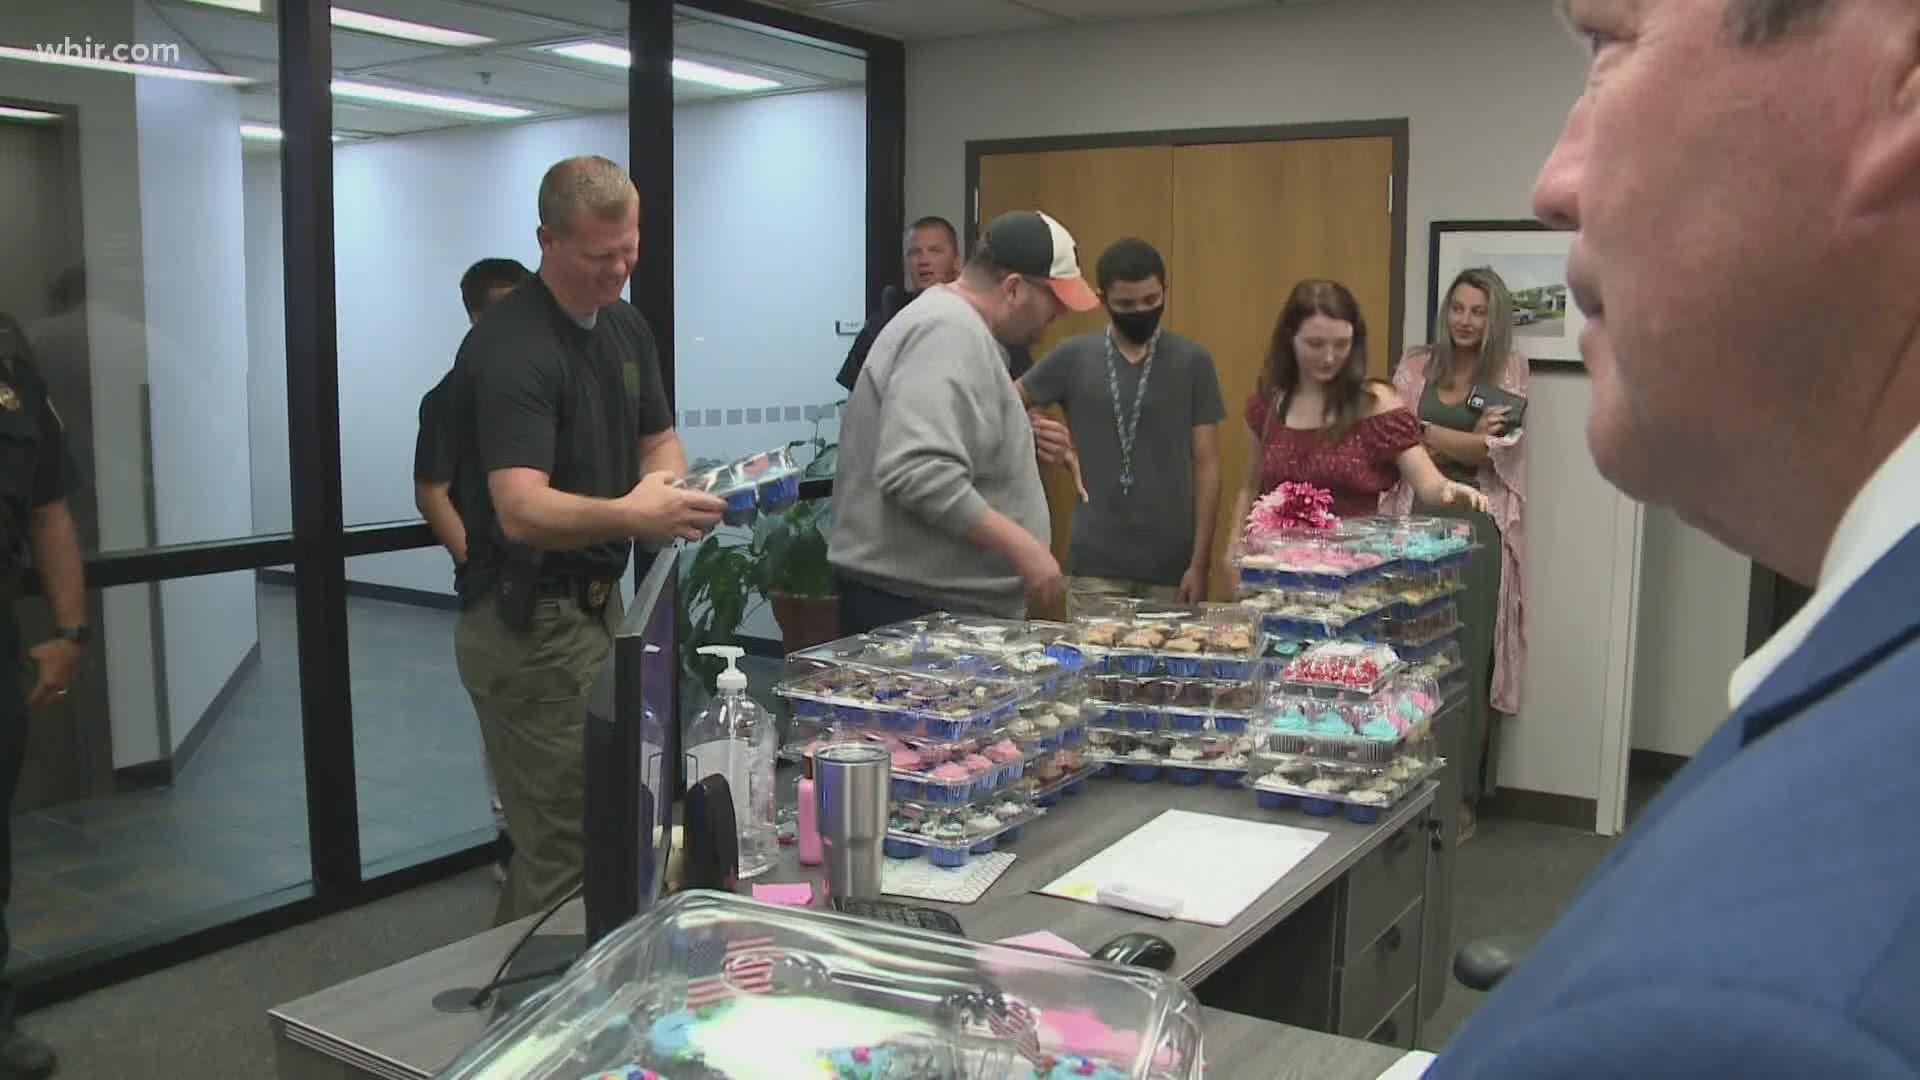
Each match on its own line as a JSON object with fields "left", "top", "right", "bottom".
{"left": 1452, "top": 932, "right": 1543, "bottom": 993}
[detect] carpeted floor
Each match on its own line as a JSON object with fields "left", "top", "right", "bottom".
{"left": 21, "top": 867, "right": 501, "bottom": 1080}
{"left": 17, "top": 794, "right": 1640, "bottom": 1077}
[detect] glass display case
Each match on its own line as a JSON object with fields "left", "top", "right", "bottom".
{"left": 438, "top": 891, "right": 1206, "bottom": 1080}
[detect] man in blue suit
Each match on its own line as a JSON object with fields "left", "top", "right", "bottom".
{"left": 1431, "top": 0, "right": 1920, "bottom": 1075}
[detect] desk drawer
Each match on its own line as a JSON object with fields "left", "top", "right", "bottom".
{"left": 1342, "top": 812, "right": 1428, "bottom": 962}
{"left": 1365, "top": 987, "right": 1419, "bottom": 1050}
{"left": 1337, "top": 898, "right": 1423, "bottom": 1038}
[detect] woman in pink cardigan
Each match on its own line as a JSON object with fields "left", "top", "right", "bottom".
{"left": 1383, "top": 267, "right": 1528, "bottom": 840}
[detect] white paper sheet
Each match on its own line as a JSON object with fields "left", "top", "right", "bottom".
{"left": 1376, "top": 1050, "right": 1437, "bottom": 1079}
{"left": 1036, "top": 810, "right": 1328, "bottom": 926}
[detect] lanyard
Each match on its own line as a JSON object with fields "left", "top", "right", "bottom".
{"left": 1103, "top": 327, "right": 1158, "bottom": 494}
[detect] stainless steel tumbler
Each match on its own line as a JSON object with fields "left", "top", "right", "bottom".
{"left": 814, "top": 741, "right": 889, "bottom": 899}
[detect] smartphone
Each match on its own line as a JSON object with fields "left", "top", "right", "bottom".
{"left": 1466, "top": 385, "right": 1527, "bottom": 434}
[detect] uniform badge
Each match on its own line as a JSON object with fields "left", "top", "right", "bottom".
{"left": 588, "top": 580, "right": 612, "bottom": 609}
{"left": 0, "top": 385, "right": 20, "bottom": 412}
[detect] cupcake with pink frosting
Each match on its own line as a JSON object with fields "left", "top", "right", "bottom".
{"left": 929, "top": 761, "right": 972, "bottom": 803}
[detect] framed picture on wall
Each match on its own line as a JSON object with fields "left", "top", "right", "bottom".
{"left": 1428, "top": 220, "right": 1585, "bottom": 368}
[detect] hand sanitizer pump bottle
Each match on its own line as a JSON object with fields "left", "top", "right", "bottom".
{"left": 685, "top": 646, "right": 778, "bottom": 879}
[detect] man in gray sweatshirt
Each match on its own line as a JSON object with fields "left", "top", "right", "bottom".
{"left": 830, "top": 210, "right": 1098, "bottom": 631}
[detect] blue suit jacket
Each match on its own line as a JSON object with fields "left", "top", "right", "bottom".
{"left": 1429, "top": 526, "right": 1920, "bottom": 1078}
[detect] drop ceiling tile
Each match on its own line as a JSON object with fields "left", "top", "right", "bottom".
{"left": 330, "top": 98, "right": 471, "bottom": 134}
{"left": 674, "top": 19, "right": 866, "bottom": 83}
{"left": 453, "top": 0, "right": 629, "bottom": 33}
{"left": 156, "top": 4, "right": 443, "bottom": 67}
{"left": 787, "top": 0, "right": 1064, "bottom": 40}
{"left": 1020, "top": 0, "right": 1268, "bottom": 18}
{"left": 374, "top": 52, "right": 622, "bottom": 110}
{"left": 203, "top": 51, "right": 280, "bottom": 82}
{"left": 323, "top": 0, "right": 605, "bottom": 45}
{"left": 151, "top": 5, "right": 282, "bottom": 63}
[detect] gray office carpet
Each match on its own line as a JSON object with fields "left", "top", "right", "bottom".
{"left": 19, "top": 793, "right": 1645, "bottom": 1075}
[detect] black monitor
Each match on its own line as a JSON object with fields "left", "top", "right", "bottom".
{"left": 583, "top": 544, "right": 682, "bottom": 946}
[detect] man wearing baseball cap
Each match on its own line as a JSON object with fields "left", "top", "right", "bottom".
{"left": 830, "top": 210, "right": 1098, "bottom": 632}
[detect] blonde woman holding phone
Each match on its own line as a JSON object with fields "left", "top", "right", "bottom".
{"left": 1383, "top": 266, "right": 1530, "bottom": 840}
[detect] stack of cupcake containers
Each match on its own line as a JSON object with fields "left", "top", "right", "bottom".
{"left": 1228, "top": 516, "right": 1477, "bottom": 822}
{"left": 1074, "top": 601, "right": 1263, "bottom": 787}
{"left": 1344, "top": 515, "right": 1476, "bottom": 709}
{"left": 1244, "top": 641, "right": 1443, "bottom": 823}
{"left": 776, "top": 614, "right": 1100, "bottom": 868}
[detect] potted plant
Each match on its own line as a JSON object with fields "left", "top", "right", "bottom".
{"left": 761, "top": 420, "right": 840, "bottom": 654}
{"left": 678, "top": 413, "right": 842, "bottom": 691}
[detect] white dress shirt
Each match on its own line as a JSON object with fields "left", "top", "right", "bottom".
{"left": 1729, "top": 424, "right": 1920, "bottom": 709}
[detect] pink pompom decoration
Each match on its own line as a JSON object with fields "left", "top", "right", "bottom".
{"left": 1245, "top": 482, "right": 1339, "bottom": 538}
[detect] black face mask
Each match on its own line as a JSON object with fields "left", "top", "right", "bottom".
{"left": 1109, "top": 306, "right": 1164, "bottom": 344}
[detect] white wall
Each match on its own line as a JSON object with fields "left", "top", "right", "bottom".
{"left": 4, "top": 0, "right": 162, "bottom": 768}
{"left": 134, "top": 2, "right": 259, "bottom": 753}
{"left": 904, "top": 0, "right": 1749, "bottom": 814}
{"left": 244, "top": 154, "right": 291, "bottom": 537}
{"left": 275, "top": 88, "right": 865, "bottom": 639}
{"left": 1632, "top": 508, "right": 1750, "bottom": 758}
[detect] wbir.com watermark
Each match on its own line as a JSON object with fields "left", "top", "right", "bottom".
{"left": 34, "top": 36, "right": 183, "bottom": 65}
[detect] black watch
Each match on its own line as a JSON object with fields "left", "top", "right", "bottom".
{"left": 54, "top": 625, "right": 90, "bottom": 645}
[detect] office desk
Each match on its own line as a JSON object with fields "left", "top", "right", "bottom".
{"left": 271, "top": 778, "right": 1440, "bottom": 1079}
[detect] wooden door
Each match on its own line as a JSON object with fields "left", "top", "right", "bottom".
{"left": 976, "top": 146, "right": 1174, "bottom": 620}
{"left": 1168, "top": 137, "right": 1396, "bottom": 599}
{"left": 975, "top": 135, "right": 1396, "bottom": 608}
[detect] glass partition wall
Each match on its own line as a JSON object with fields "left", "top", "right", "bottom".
{"left": 0, "top": 0, "right": 901, "bottom": 1005}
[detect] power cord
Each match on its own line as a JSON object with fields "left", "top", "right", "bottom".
{"left": 468, "top": 881, "right": 587, "bottom": 1008}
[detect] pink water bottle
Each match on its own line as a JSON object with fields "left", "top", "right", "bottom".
{"left": 796, "top": 771, "right": 824, "bottom": 866}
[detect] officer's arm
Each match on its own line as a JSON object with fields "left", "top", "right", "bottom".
{"left": 637, "top": 428, "right": 687, "bottom": 478}
{"left": 28, "top": 501, "right": 84, "bottom": 631}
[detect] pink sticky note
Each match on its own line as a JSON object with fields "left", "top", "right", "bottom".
{"left": 752, "top": 881, "right": 814, "bottom": 906}
{"left": 995, "top": 930, "right": 1088, "bottom": 958}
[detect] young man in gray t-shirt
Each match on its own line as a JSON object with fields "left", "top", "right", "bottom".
{"left": 1018, "top": 238, "right": 1225, "bottom": 616}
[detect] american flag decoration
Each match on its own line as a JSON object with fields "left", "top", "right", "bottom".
{"left": 685, "top": 933, "right": 778, "bottom": 1009}
{"left": 984, "top": 994, "right": 1051, "bottom": 1072}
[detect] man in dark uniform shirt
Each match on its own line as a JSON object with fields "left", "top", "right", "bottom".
{"left": 0, "top": 315, "right": 88, "bottom": 1079}
{"left": 414, "top": 257, "right": 529, "bottom": 883}
{"left": 835, "top": 216, "right": 1034, "bottom": 392}
{"left": 414, "top": 257, "right": 531, "bottom": 586}
{"left": 451, "top": 156, "right": 724, "bottom": 924}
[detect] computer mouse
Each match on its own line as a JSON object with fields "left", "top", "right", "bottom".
{"left": 1091, "top": 931, "right": 1176, "bottom": 972}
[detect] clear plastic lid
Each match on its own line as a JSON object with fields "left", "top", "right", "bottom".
{"left": 1272, "top": 641, "right": 1405, "bottom": 694}
{"left": 1231, "top": 527, "right": 1394, "bottom": 583}
{"left": 1256, "top": 672, "right": 1442, "bottom": 755}
{"left": 438, "top": 890, "right": 1207, "bottom": 1080}
{"left": 784, "top": 617, "right": 1085, "bottom": 689}
{"left": 1340, "top": 514, "right": 1476, "bottom": 563}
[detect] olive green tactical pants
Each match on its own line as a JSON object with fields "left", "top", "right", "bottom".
{"left": 455, "top": 589, "right": 622, "bottom": 925}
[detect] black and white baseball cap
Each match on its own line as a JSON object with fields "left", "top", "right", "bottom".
{"left": 979, "top": 210, "right": 1099, "bottom": 312}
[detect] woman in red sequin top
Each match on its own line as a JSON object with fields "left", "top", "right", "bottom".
{"left": 1226, "top": 280, "right": 1486, "bottom": 551}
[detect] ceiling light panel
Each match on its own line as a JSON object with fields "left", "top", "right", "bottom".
{"left": 330, "top": 7, "right": 493, "bottom": 48}
{"left": 331, "top": 78, "right": 534, "bottom": 118}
